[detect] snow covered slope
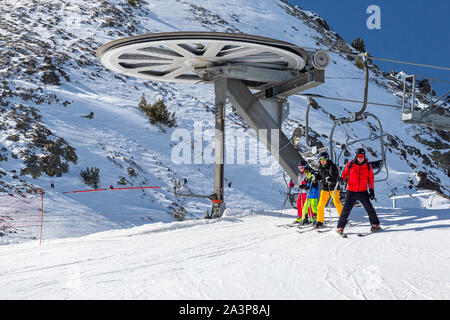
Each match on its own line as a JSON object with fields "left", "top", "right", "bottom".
{"left": 1, "top": 206, "right": 450, "bottom": 299}
{"left": 0, "top": 0, "right": 449, "bottom": 300}
{"left": 0, "top": 0, "right": 448, "bottom": 244}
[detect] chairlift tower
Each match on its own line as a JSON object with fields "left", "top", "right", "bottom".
{"left": 401, "top": 74, "right": 450, "bottom": 131}
{"left": 97, "top": 32, "right": 330, "bottom": 218}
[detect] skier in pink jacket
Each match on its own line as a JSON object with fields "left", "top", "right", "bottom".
{"left": 288, "top": 161, "right": 311, "bottom": 223}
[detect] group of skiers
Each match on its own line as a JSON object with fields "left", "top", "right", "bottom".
{"left": 288, "top": 147, "right": 381, "bottom": 235}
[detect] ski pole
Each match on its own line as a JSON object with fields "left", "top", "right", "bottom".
{"left": 328, "top": 181, "right": 340, "bottom": 224}
{"left": 323, "top": 183, "right": 333, "bottom": 224}
{"left": 303, "top": 182, "right": 313, "bottom": 221}
{"left": 279, "top": 185, "right": 291, "bottom": 216}
{"left": 323, "top": 161, "right": 347, "bottom": 227}
{"left": 328, "top": 172, "right": 344, "bottom": 227}
{"left": 279, "top": 172, "right": 291, "bottom": 216}
{"left": 299, "top": 190, "right": 304, "bottom": 220}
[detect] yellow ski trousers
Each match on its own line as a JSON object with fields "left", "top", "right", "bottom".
{"left": 317, "top": 190, "right": 343, "bottom": 223}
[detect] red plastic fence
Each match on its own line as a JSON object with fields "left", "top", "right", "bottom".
{"left": 63, "top": 186, "right": 160, "bottom": 194}
{"left": 0, "top": 189, "right": 44, "bottom": 244}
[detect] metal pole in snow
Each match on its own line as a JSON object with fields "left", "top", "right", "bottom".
{"left": 39, "top": 189, "right": 44, "bottom": 245}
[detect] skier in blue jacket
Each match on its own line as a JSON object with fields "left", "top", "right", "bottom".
{"left": 299, "top": 166, "right": 320, "bottom": 225}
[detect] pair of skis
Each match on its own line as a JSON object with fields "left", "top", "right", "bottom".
{"left": 336, "top": 226, "right": 391, "bottom": 238}
{"left": 277, "top": 221, "right": 389, "bottom": 238}
{"left": 276, "top": 217, "right": 362, "bottom": 229}
{"left": 276, "top": 222, "right": 329, "bottom": 234}
{"left": 276, "top": 221, "right": 333, "bottom": 233}
{"left": 299, "top": 224, "right": 331, "bottom": 234}
{"left": 276, "top": 222, "right": 302, "bottom": 228}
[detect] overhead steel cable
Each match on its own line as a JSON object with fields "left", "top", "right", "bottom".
{"left": 412, "top": 75, "right": 450, "bottom": 85}
{"left": 315, "top": 47, "right": 450, "bottom": 71}
{"left": 295, "top": 93, "right": 402, "bottom": 109}
{"left": 367, "top": 56, "right": 450, "bottom": 71}
{"left": 250, "top": 39, "right": 450, "bottom": 72}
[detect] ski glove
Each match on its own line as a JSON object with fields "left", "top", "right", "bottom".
{"left": 369, "top": 188, "right": 375, "bottom": 200}
{"left": 325, "top": 176, "right": 331, "bottom": 184}
{"left": 288, "top": 181, "right": 295, "bottom": 188}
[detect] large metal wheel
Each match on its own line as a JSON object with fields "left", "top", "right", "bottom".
{"left": 97, "top": 32, "right": 309, "bottom": 85}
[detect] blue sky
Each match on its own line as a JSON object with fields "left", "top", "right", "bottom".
{"left": 289, "top": 0, "right": 450, "bottom": 95}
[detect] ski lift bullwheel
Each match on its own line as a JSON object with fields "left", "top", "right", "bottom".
{"left": 97, "top": 32, "right": 309, "bottom": 86}
{"left": 98, "top": 32, "right": 325, "bottom": 219}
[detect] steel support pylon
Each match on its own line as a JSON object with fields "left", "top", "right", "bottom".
{"left": 97, "top": 32, "right": 329, "bottom": 219}
{"left": 209, "top": 70, "right": 324, "bottom": 217}
{"left": 211, "top": 79, "right": 227, "bottom": 218}
{"left": 226, "top": 78, "right": 306, "bottom": 181}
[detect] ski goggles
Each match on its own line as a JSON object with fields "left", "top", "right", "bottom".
{"left": 297, "top": 165, "right": 305, "bottom": 171}
{"left": 319, "top": 158, "right": 327, "bottom": 161}
{"left": 357, "top": 154, "right": 365, "bottom": 158}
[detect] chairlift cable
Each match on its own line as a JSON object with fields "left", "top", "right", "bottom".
{"left": 295, "top": 93, "right": 402, "bottom": 109}
{"left": 367, "top": 56, "right": 450, "bottom": 71}
{"left": 409, "top": 74, "right": 450, "bottom": 85}
{"left": 325, "top": 76, "right": 365, "bottom": 80}
{"left": 327, "top": 48, "right": 450, "bottom": 71}
{"left": 262, "top": 41, "right": 450, "bottom": 71}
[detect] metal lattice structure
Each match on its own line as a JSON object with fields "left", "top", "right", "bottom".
{"left": 401, "top": 74, "right": 450, "bottom": 131}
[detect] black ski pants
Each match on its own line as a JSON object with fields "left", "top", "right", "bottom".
{"left": 337, "top": 190, "right": 380, "bottom": 229}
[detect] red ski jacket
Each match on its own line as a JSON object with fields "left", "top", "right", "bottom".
{"left": 341, "top": 158, "right": 374, "bottom": 192}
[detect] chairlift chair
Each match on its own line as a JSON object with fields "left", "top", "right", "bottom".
{"left": 328, "top": 53, "right": 388, "bottom": 182}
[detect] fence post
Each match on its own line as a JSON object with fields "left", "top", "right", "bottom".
{"left": 40, "top": 189, "right": 44, "bottom": 245}
{"left": 427, "top": 193, "right": 435, "bottom": 209}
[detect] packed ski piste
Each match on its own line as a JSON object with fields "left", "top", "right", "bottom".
{"left": 0, "top": 0, "right": 449, "bottom": 301}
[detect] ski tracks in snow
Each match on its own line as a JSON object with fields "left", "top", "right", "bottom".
{"left": 1, "top": 208, "right": 450, "bottom": 299}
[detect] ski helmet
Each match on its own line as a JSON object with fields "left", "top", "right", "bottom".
{"left": 355, "top": 148, "right": 366, "bottom": 157}
{"left": 298, "top": 160, "right": 308, "bottom": 167}
{"left": 298, "top": 160, "right": 308, "bottom": 171}
{"left": 318, "top": 151, "right": 329, "bottom": 160}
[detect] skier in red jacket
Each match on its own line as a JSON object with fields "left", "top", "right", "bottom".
{"left": 336, "top": 148, "right": 380, "bottom": 235}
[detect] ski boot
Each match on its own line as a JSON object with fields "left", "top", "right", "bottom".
{"left": 336, "top": 228, "right": 346, "bottom": 237}
{"left": 300, "top": 218, "right": 310, "bottom": 226}
{"left": 313, "top": 221, "right": 324, "bottom": 229}
{"left": 294, "top": 217, "right": 302, "bottom": 223}
{"left": 370, "top": 224, "right": 381, "bottom": 232}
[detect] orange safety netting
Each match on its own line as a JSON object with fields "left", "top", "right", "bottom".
{"left": 0, "top": 190, "right": 44, "bottom": 243}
